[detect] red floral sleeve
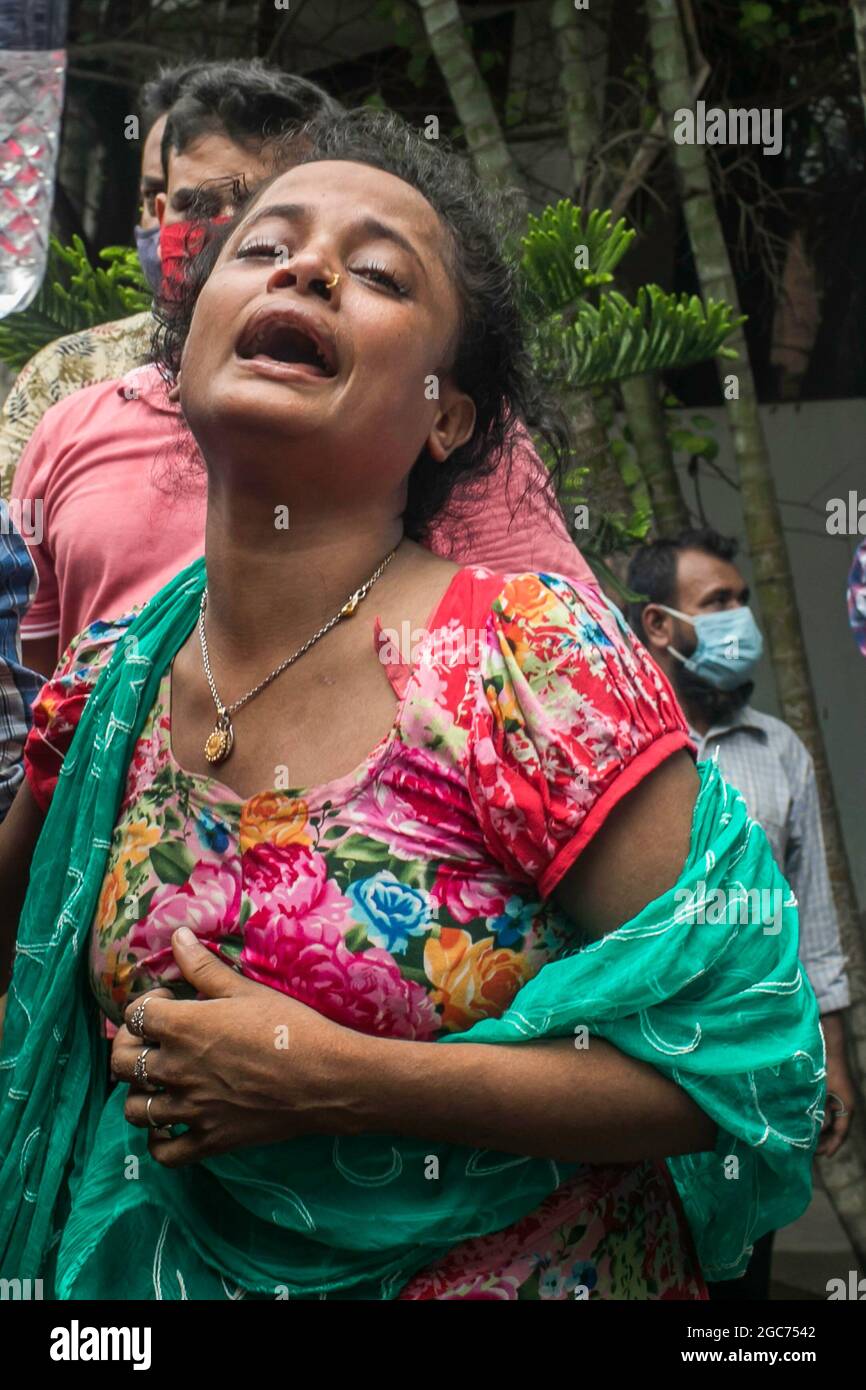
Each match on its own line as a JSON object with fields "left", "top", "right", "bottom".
{"left": 24, "top": 612, "right": 138, "bottom": 813}
{"left": 466, "top": 571, "right": 694, "bottom": 899}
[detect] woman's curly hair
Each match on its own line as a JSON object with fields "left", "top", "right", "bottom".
{"left": 152, "top": 107, "right": 571, "bottom": 542}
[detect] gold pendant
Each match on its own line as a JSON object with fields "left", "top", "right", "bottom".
{"left": 204, "top": 712, "right": 234, "bottom": 765}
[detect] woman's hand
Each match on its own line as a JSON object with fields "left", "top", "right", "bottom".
{"left": 111, "top": 926, "right": 365, "bottom": 1168}
{"left": 818, "top": 1011, "right": 855, "bottom": 1158}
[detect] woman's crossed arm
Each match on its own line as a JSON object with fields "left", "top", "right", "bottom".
{"left": 114, "top": 752, "right": 718, "bottom": 1168}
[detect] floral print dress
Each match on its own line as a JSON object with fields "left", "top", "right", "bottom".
{"left": 24, "top": 567, "right": 706, "bottom": 1300}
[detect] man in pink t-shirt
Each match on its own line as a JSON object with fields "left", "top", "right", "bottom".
{"left": 11, "top": 364, "right": 206, "bottom": 663}
{"left": 11, "top": 360, "right": 593, "bottom": 675}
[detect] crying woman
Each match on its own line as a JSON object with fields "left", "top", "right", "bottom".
{"left": 0, "top": 109, "right": 823, "bottom": 1301}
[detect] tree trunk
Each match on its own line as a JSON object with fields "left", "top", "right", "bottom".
{"left": 420, "top": 0, "right": 626, "bottom": 553}
{"left": 548, "top": 0, "right": 623, "bottom": 543}
{"left": 561, "top": 385, "right": 634, "bottom": 524}
{"left": 549, "top": 0, "right": 600, "bottom": 196}
{"left": 647, "top": 0, "right": 866, "bottom": 1266}
{"left": 852, "top": 0, "right": 866, "bottom": 121}
{"left": 415, "top": 0, "right": 522, "bottom": 188}
{"left": 620, "top": 373, "right": 688, "bottom": 536}
{"left": 550, "top": 0, "right": 687, "bottom": 540}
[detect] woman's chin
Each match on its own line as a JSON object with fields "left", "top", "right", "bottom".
{"left": 185, "top": 373, "right": 338, "bottom": 445}
{"left": 187, "top": 404, "right": 324, "bottom": 459}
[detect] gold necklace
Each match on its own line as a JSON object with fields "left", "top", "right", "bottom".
{"left": 198, "top": 548, "right": 398, "bottom": 765}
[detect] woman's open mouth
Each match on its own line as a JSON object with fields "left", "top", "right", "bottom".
{"left": 235, "top": 308, "right": 338, "bottom": 380}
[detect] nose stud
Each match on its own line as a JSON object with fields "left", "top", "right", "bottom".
{"left": 324, "top": 271, "right": 341, "bottom": 290}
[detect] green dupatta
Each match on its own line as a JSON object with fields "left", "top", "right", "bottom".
{"left": 0, "top": 557, "right": 824, "bottom": 1297}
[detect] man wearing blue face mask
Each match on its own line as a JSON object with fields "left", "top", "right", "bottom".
{"left": 627, "top": 527, "right": 854, "bottom": 1299}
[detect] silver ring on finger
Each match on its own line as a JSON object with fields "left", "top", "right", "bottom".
{"left": 128, "top": 997, "right": 150, "bottom": 1038}
{"left": 133, "top": 1044, "right": 155, "bottom": 1088}
{"left": 146, "top": 1093, "right": 176, "bottom": 1140}
{"left": 827, "top": 1090, "right": 850, "bottom": 1118}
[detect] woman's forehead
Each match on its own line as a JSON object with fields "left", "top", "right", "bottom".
{"left": 243, "top": 159, "right": 447, "bottom": 251}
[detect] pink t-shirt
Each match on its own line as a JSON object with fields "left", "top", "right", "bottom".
{"left": 11, "top": 366, "right": 207, "bottom": 654}
{"left": 11, "top": 364, "right": 594, "bottom": 653}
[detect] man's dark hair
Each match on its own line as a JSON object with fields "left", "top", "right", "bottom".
{"left": 141, "top": 62, "right": 206, "bottom": 134}
{"left": 626, "top": 528, "right": 740, "bottom": 640}
{"left": 160, "top": 60, "right": 343, "bottom": 178}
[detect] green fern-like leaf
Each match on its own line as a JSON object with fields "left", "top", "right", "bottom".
{"left": 0, "top": 236, "right": 150, "bottom": 369}
{"left": 521, "top": 202, "right": 636, "bottom": 313}
{"left": 521, "top": 198, "right": 744, "bottom": 557}
{"left": 532, "top": 286, "right": 743, "bottom": 390}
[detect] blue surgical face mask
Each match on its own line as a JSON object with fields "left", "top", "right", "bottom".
{"left": 660, "top": 604, "right": 763, "bottom": 691}
{"left": 134, "top": 224, "right": 161, "bottom": 297}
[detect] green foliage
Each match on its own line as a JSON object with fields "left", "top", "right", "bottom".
{"left": 373, "top": 0, "right": 431, "bottom": 89}
{"left": 736, "top": 0, "right": 835, "bottom": 48}
{"left": 478, "top": 48, "right": 503, "bottom": 75}
{"left": 520, "top": 199, "right": 742, "bottom": 558}
{"left": 374, "top": 0, "right": 415, "bottom": 45}
{"left": 668, "top": 421, "right": 719, "bottom": 463}
{"left": 0, "top": 236, "right": 150, "bottom": 369}
{"left": 623, "top": 57, "right": 651, "bottom": 94}
{"left": 608, "top": 394, "right": 722, "bottom": 535}
{"left": 521, "top": 201, "right": 742, "bottom": 391}
{"left": 661, "top": 394, "right": 721, "bottom": 466}
{"left": 504, "top": 88, "right": 528, "bottom": 128}
{"left": 521, "top": 202, "right": 636, "bottom": 311}
{"left": 739, "top": 1, "right": 774, "bottom": 28}
{"left": 532, "top": 287, "right": 742, "bottom": 391}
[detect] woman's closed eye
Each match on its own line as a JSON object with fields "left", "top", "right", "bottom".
{"left": 234, "top": 239, "right": 409, "bottom": 297}
{"left": 235, "top": 238, "right": 285, "bottom": 260}
{"left": 351, "top": 261, "right": 409, "bottom": 297}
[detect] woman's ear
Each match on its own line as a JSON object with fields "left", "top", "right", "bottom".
{"left": 425, "top": 379, "right": 476, "bottom": 463}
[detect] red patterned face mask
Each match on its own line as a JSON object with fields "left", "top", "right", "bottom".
{"left": 159, "top": 216, "right": 231, "bottom": 300}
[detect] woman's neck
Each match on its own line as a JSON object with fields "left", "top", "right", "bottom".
{"left": 201, "top": 489, "right": 405, "bottom": 663}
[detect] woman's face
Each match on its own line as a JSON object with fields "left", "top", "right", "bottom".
{"left": 179, "top": 159, "right": 475, "bottom": 511}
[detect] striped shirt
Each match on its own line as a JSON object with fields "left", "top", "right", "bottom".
{"left": 691, "top": 706, "right": 849, "bottom": 1014}
{"left": 0, "top": 501, "right": 40, "bottom": 820}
